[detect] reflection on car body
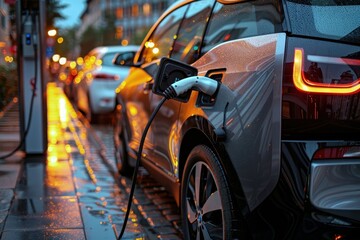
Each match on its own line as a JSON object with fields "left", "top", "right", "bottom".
{"left": 113, "top": 0, "right": 360, "bottom": 239}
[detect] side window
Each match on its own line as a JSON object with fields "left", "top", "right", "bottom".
{"left": 202, "top": 0, "right": 282, "bottom": 54}
{"left": 102, "top": 52, "right": 118, "bottom": 66}
{"left": 170, "top": 1, "right": 214, "bottom": 64}
{"left": 140, "top": 5, "right": 188, "bottom": 64}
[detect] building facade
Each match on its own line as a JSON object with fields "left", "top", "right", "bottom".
{"left": 78, "top": 0, "right": 174, "bottom": 47}
{"left": 0, "top": 0, "right": 11, "bottom": 65}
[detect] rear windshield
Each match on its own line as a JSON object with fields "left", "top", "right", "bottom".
{"left": 285, "top": 0, "right": 360, "bottom": 44}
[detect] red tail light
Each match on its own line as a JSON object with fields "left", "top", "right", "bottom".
{"left": 293, "top": 48, "right": 360, "bottom": 95}
{"left": 313, "top": 146, "right": 360, "bottom": 159}
{"left": 93, "top": 73, "right": 120, "bottom": 81}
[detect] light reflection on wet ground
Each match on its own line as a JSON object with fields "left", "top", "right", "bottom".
{"left": 1, "top": 83, "right": 182, "bottom": 240}
{"left": 91, "top": 123, "right": 183, "bottom": 239}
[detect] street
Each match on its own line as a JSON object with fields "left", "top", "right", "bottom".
{"left": 0, "top": 84, "right": 182, "bottom": 240}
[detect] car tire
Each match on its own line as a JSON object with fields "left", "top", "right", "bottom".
{"left": 113, "top": 105, "right": 132, "bottom": 176}
{"left": 181, "top": 145, "right": 237, "bottom": 240}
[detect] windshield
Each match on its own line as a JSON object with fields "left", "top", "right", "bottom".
{"left": 285, "top": 0, "right": 360, "bottom": 44}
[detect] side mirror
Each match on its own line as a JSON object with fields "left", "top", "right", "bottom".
{"left": 153, "top": 57, "right": 197, "bottom": 102}
{"left": 113, "top": 52, "right": 137, "bottom": 67}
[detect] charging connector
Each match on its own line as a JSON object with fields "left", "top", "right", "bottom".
{"left": 164, "top": 76, "right": 219, "bottom": 100}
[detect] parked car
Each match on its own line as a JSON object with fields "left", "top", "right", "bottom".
{"left": 74, "top": 45, "right": 139, "bottom": 122}
{"left": 113, "top": 0, "right": 360, "bottom": 239}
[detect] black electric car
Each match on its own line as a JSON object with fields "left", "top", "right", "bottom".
{"left": 113, "top": 0, "right": 360, "bottom": 239}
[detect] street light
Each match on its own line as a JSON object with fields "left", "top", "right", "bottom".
{"left": 59, "top": 57, "right": 67, "bottom": 65}
{"left": 52, "top": 54, "right": 60, "bottom": 62}
{"left": 57, "top": 37, "right": 64, "bottom": 44}
{"left": 48, "top": 29, "right": 57, "bottom": 37}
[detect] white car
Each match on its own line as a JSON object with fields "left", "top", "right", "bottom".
{"left": 74, "top": 45, "right": 139, "bottom": 123}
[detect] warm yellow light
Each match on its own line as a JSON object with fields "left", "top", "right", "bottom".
{"left": 90, "top": 56, "right": 96, "bottom": 64}
{"left": 152, "top": 47, "right": 159, "bottom": 54}
{"left": 52, "top": 54, "right": 60, "bottom": 62}
{"left": 129, "top": 106, "right": 138, "bottom": 116}
{"left": 69, "top": 61, "right": 77, "bottom": 69}
{"left": 57, "top": 37, "right": 64, "bottom": 44}
{"left": 293, "top": 48, "right": 360, "bottom": 94}
{"left": 59, "top": 72, "right": 67, "bottom": 81}
{"left": 76, "top": 57, "right": 84, "bottom": 66}
{"left": 48, "top": 155, "right": 58, "bottom": 165}
{"left": 143, "top": 3, "right": 151, "bottom": 16}
{"left": 59, "top": 57, "right": 67, "bottom": 65}
{"left": 95, "top": 59, "right": 102, "bottom": 66}
{"left": 0, "top": 41, "right": 6, "bottom": 47}
{"left": 59, "top": 97, "right": 68, "bottom": 126}
{"left": 86, "top": 72, "right": 93, "bottom": 79}
{"left": 65, "top": 144, "right": 72, "bottom": 153}
{"left": 48, "top": 29, "right": 57, "bottom": 37}
{"left": 4, "top": 56, "right": 13, "bottom": 63}
{"left": 145, "top": 41, "right": 155, "bottom": 48}
{"left": 121, "top": 39, "right": 128, "bottom": 46}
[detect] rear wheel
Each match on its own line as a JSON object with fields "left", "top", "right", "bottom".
{"left": 181, "top": 145, "right": 238, "bottom": 240}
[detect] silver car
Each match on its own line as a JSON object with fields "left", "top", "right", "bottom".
{"left": 113, "top": 0, "right": 360, "bottom": 239}
{"left": 74, "top": 45, "right": 139, "bottom": 123}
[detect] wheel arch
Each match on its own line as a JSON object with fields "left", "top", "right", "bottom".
{"left": 178, "top": 116, "right": 250, "bottom": 218}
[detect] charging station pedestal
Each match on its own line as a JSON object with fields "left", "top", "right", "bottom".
{"left": 16, "top": 0, "right": 47, "bottom": 155}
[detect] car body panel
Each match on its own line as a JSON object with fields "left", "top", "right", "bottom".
{"left": 191, "top": 33, "right": 285, "bottom": 211}
{"left": 119, "top": 65, "right": 154, "bottom": 161}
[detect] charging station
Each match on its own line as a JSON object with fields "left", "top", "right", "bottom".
{"left": 16, "top": 0, "right": 47, "bottom": 155}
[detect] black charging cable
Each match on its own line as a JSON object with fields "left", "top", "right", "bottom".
{"left": 117, "top": 96, "right": 167, "bottom": 239}
{"left": 0, "top": 11, "right": 38, "bottom": 160}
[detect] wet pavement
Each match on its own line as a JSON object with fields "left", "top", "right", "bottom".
{"left": 0, "top": 83, "right": 182, "bottom": 240}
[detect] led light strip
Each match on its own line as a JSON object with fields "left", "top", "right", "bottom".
{"left": 293, "top": 48, "right": 360, "bottom": 94}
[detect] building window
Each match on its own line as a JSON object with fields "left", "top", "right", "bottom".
{"left": 132, "top": 4, "right": 139, "bottom": 17}
{"left": 116, "top": 26, "right": 123, "bottom": 39}
{"left": 116, "top": 7, "right": 123, "bottom": 19}
{"left": 143, "top": 3, "right": 151, "bottom": 17}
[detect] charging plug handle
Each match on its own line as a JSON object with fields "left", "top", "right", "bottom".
{"left": 164, "top": 76, "right": 219, "bottom": 99}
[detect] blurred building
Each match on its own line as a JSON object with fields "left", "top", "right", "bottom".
{"left": 0, "top": 0, "right": 13, "bottom": 65}
{"left": 77, "top": 0, "right": 174, "bottom": 49}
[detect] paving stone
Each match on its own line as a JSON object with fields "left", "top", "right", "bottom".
{"left": 0, "top": 189, "right": 14, "bottom": 212}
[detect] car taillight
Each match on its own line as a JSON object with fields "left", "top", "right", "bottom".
{"left": 93, "top": 73, "right": 120, "bottom": 81}
{"left": 313, "top": 146, "right": 360, "bottom": 159}
{"left": 282, "top": 38, "right": 360, "bottom": 140}
{"left": 293, "top": 48, "right": 360, "bottom": 95}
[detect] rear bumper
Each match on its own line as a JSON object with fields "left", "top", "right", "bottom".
{"left": 89, "top": 80, "right": 120, "bottom": 114}
{"left": 310, "top": 159, "right": 360, "bottom": 223}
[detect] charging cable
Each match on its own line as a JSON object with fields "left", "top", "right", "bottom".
{"left": 0, "top": 11, "right": 38, "bottom": 160}
{"left": 117, "top": 75, "right": 219, "bottom": 239}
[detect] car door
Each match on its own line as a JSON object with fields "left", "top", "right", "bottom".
{"left": 149, "top": 1, "right": 215, "bottom": 178}
{"left": 125, "top": 3, "right": 188, "bottom": 163}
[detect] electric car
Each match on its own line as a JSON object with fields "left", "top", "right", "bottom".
{"left": 74, "top": 45, "right": 139, "bottom": 123}
{"left": 113, "top": 0, "right": 360, "bottom": 239}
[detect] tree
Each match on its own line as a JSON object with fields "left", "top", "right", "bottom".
{"left": 55, "top": 27, "right": 78, "bottom": 59}
{"left": 46, "top": 0, "right": 67, "bottom": 31}
{"left": 79, "top": 26, "right": 102, "bottom": 56}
